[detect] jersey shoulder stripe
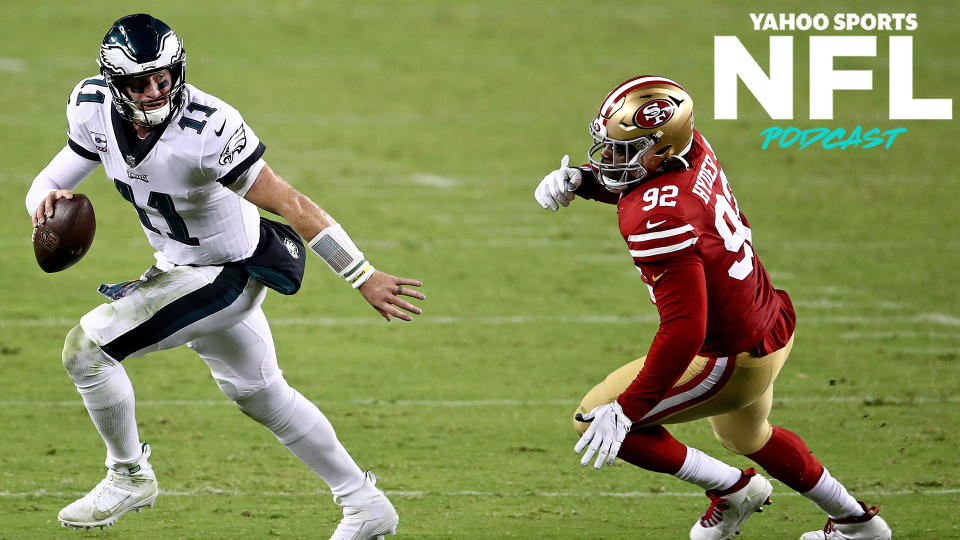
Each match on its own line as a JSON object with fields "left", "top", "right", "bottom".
{"left": 627, "top": 224, "right": 694, "bottom": 242}
{"left": 67, "top": 138, "right": 100, "bottom": 161}
{"left": 625, "top": 216, "right": 698, "bottom": 262}
{"left": 629, "top": 237, "right": 698, "bottom": 258}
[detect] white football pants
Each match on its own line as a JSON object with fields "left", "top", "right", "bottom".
{"left": 64, "top": 263, "right": 366, "bottom": 496}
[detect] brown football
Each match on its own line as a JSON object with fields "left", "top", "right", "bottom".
{"left": 33, "top": 194, "right": 96, "bottom": 273}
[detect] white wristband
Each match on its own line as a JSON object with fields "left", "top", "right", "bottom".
{"left": 308, "top": 224, "right": 370, "bottom": 284}
{"left": 350, "top": 263, "right": 376, "bottom": 289}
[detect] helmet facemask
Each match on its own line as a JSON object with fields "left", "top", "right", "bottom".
{"left": 588, "top": 127, "right": 657, "bottom": 193}
{"left": 105, "top": 63, "right": 186, "bottom": 128}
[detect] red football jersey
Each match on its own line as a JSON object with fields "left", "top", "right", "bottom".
{"left": 619, "top": 130, "right": 789, "bottom": 357}
{"left": 577, "top": 129, "right": 795, "bottom": 420}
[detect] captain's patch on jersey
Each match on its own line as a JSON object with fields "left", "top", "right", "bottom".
{"left": 91, "top": 131, "right": 108, "bottom": 153}
{"left": 219, "top": 125, "right": 247, "bottom": 165}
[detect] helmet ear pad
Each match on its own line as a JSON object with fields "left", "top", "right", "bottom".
{"left": 641, "top": 151, "right": 668, "bottom": 177}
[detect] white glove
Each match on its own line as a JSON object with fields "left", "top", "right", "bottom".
{"left": 574, "top": 401, "right": 633, "bottom": 470}
{"left": 535, "top": 154, "right": 582, "bottom": 211}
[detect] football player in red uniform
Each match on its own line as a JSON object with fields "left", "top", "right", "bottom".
{"left": 534, "top": 76, "right": 892, "bottom": 540}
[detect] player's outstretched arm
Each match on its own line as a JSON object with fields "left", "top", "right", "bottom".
{"left": 243, "top": 164, "right": 425, "bottom": 321}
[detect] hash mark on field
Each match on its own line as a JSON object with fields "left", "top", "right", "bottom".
{"left": 3, "top": 395, "right": 959, "bottom": 408}
{"left": 915, "top": 312, "right": 960, "bottom": 326}
{"left": 0, "top": 57, "right": 26, "bottom": 72}
{"left": 409, "top": 173, "right": 458, "bottom": 187}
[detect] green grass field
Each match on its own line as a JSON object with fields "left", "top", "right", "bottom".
{"left": 1, "top": 1, "right": 958, "bottom": 538}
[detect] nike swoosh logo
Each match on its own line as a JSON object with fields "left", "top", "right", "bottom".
{"left": 646, "top": 219, "right": 667, "bottom": 229}
{"left": 214, "top": 121, "right": 226, "bottom": 137}
{"left": 651, "top": 271, "right": 667, "bottom": 282}
{"left": 92, "top": 494, "right": 131, "bottom": 520}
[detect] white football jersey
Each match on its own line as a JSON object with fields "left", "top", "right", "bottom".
{"left": 65, "top": 76, "right": 266, "bottom": 266}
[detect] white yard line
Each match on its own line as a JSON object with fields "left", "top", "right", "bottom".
{"left": 1, "top": 312, "right": 959, "bottom": 328}
{"left": 897, "top": 347, "right": 959, "bottom": 355}
{"left": 2, "top": 395, "right": 959, "bottom": 408}
{"left": 2, "top": 235, "right": 959, "bottom": 249}
{"left": 841, "top": 331, "right": 959, "bottom": 340}
{"left": 2, "top": 488, "right": 958, "bottom": 498}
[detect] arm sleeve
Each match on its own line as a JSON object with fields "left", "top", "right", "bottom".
{"left": 572, "top": 166, "right": 620, "bottom": 205}
{"left": 616, "top": 252, "right": 708, "bottom": 421}
{"left": 25, "top": 145, "right": 100, "bottom": 215}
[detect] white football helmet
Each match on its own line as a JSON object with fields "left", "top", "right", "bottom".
{"left": 98, "top": 14, "right": 187, "bottom": 127}
{"left": 588, "top": 76, "right": 695, "bottom": 192}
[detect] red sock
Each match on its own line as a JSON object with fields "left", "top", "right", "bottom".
{"left": 617, "top": 425, "right": 688, "bottom": 474}
{"left": 747, "top": 426, "right": 824, "bottom": 492}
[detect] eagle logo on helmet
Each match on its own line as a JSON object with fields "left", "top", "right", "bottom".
{"left": 634, "top": 99, "right": 675, "bottom": 129}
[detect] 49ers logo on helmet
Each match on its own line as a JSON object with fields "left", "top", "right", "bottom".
{"left": 590, "top": 118, "right": 607, "bottom": 137}
{"left": 634, "top": 99, "right": 675, "bottom": 128}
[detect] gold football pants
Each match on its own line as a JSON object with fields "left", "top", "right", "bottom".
{"left": 574, "top": 335, "right": 794, "bottom": 455}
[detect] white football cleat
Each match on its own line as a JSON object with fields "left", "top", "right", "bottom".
{"left": 690, "top": 468, "right": 773, "bottom": 540}
{"left": 329, "top": 471, "right": 399, "bottom": 540}
{"left": 799, "top": 502, "right": 892, "bottom": 540}
{"left": 58, "top": 443, "right": 158, "bottom": 530}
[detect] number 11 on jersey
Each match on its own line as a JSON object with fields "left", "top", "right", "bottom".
{"left": 114, "top": 179, "right": 200, "bottom": 246}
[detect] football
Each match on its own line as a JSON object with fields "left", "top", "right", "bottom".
{"left": 33, "top": 194, "right": 96, "bottom": 273}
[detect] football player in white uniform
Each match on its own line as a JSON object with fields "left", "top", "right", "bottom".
{"left": 25, "top": 14, "right": 423, "bottom": 539}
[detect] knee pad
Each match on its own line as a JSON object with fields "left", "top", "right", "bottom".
{"left": 712, "top": 421, "right": 773, "bottom": 455}
{"left": 573, "top": 378, "right": 620, "bottom": 437}
{"left": 234, "top": 378, "right": 319, "bottom": 444}
{"left": 62, "top": 324, "right": 119, "bottom": 385}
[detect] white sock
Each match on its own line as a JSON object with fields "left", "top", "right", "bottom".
{"left": 275, "top": 390, "right": 366, "bottom": 497}
{"left": 76, "top": 364, "right": 142, "bottom": 467}
{"left": 675, "top": 447, "right": 743, "bottom": 491}
{"left": 802, "top": 468, "right": 864, "bottom": 519}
